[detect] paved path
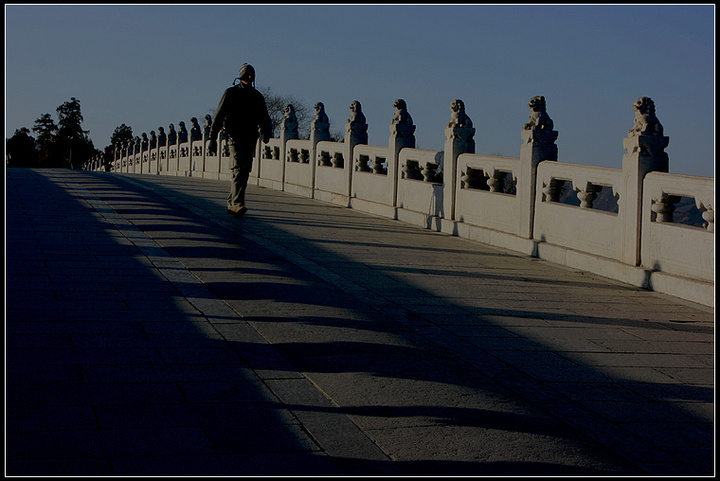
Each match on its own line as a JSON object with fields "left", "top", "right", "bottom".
{"left": 5, "top": 168, "right": 714, "bottom": 476}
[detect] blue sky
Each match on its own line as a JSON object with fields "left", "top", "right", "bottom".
{"left": 5, "top": 4, "right": 715, "bottom": 177}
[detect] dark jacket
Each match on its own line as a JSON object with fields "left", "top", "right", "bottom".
{"left": 210, "top": 83, "right": 273, "bottom": 146}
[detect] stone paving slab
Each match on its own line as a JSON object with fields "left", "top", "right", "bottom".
{"left": 5, "top": 168, "right": 714, "bottom": 476}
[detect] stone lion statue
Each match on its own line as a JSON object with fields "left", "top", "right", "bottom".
{"left": 313, "top": 102, "right": 329, "bottom": 123}
{"left": 283, "top": 104, "right": 297, "bottom": 123}
{"left": 347, "top": 100, "right": 368, "bottom": 143}
{"left": 523, "top": 96, "right": 554, "bottom": 131}
{"left": 448, "top": 99, "right": 472, "bottom": 128}
{"left": 628, "top": 97, "right": 663, "bottom": 136}
{"left": 178, "top": 122, "right": 189, "bottom": 144}
{"left": 392, "top": 99, "right": 413, "bottom": 125}
{"left": 203, "top": 114, "right": 213, "bottom": 141}
{"left": 167, "top": 124, "right": 177, "bottom": 145}
{"left": 190, "top": 117, "right": 203, "bottom": 142}
{"left": 282, "top": 104, "right": 298, "bottom": 138}
{"left": 311, "top": 102, "right": 330, "bottom": 140}
{"left": 348, "top": 100, "right": 366, "bottom": 125}
{"left": 391, "top": 99, "right": 415, "bottom": 140}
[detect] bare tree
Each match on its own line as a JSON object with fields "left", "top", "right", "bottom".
{"left": 206, "top": 87, "right": 344, "bottom": 141}
{"left": 257, "top": 86, "right": 313, "bottom": 139}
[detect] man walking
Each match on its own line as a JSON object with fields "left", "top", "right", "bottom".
{"left": 208, "top": 63, "right": 273, "bottom": 216}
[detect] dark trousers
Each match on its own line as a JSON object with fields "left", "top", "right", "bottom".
{"left": 227, "top": 137, "right": 255, "bottom": 207}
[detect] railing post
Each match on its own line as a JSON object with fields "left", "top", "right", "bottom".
{"left": 156, "top": 126, "right": 166, "bottom": 174}
{"left": 140, "top": 133, "right": 149, "bottom": 174}
{"left": 122, "top": 140, "right": 129, "bottom": 173}
{"left": 443, "top": 99, "right": 475, "bottom": 221}
{"left": 519, "top": 96, "right": 558, "bottom": 239}
{"left": 118, "top": 143, "right": 123, "bottom": 172}
{"left": 620, "top": 97, "right": 669, "bottom": 266}
{"left": 177, "top": 121, "right": 190, "bottom": 176}
{"left": 279, "top": 104, "right": 299, "bottom": 187}
{"left": 132, "top": 136, "right": 140, "bottom": 173}
{"left": 148, "top": 130, "right": 158, "bottom": 174}
{"left": 127, "top": 139, "right": 133, "bottom": 173}
{"left": 309, "top": 102, "right": 331, "bottom": 192}
{"left": 126, "top": 140, "right": 132, "bottom": 173}
{"left": 201, "top": 115, "right": 218, "bottom": 178}
{"left": 189, "top": 117, "right": 204, "bottom": 177}
{"left": 388, "top": 99, "right": 416, "bottom": 207}
{"left": 167, "top": 124, "right": 178, "bottom": 175}
{"left": 344, "top": 100, "right": 368, "bottom": 198}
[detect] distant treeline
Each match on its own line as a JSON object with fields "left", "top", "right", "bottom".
{"left": 6, "top": 97, "right": 103, "bottom": 169}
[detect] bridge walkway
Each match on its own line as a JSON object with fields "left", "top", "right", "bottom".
{"left": 5, "top": 168, "right": 714, "bottom": 476}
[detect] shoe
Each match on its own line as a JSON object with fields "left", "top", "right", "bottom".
{"left": 227, "top": 205, "right": 248, "bottom": 217}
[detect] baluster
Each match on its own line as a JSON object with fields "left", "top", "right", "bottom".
{"left": 486, "top": 171, "right": 507, "bottom": 192}
{"left": 356, "top": 154, "right": 371, "bottom": 172}
{"left": 542, "top": 178, "right": 565, "bottom": 202}
{"left": 651, "top": 193, "right": 681, "bottom": 222}
{"left": 576, "top": 183, "right": 603, "bottom": 208}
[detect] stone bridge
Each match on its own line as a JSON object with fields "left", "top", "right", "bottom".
{"left": 88, "top": 96, "right": 714, "bottom": 308}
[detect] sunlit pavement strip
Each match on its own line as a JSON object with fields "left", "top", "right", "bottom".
{"left": 111, "top": 173, "right": 714, "bottom": 476}
{"left": 117, "top": 175, "right": 412, "bottom": 323}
